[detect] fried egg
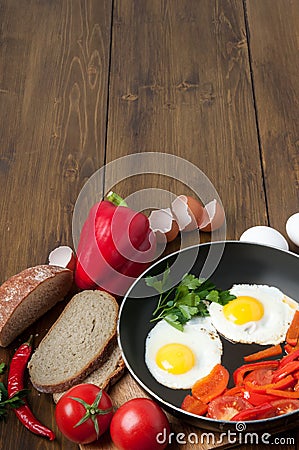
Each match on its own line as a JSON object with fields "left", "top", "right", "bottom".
{"left": 145, "top": 317, "right": 222, "bottom": 389}
{"left": 209, "top": 284, "right": 298, "bottom": 345}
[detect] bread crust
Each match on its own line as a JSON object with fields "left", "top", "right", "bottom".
{"left": 31, "top": 334, "right": 118, "bottom": 393}
{"left": 28, "top": 290, "right": 120, "bottom": 393}
{"left": 53, "top": 348, "right": 126, "bottom": 403}
{"left": 0, "top": 265, "right": 73, "bottom": 347}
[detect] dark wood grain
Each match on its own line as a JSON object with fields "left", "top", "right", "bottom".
{"left": 81, "top": 1, "right": 271, "bottom": 450}
{"left": 105, "top": 0, "right": 268, "bottom": 242}
{"left": 0, "top": 1, "right": 112, "bottom": 449}
{"left": 245, "top": 0, "right": 299, "bottom": 250}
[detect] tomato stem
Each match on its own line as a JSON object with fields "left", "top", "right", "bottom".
{"left": 70, "top": 391, "right": 113, "bottom": 439}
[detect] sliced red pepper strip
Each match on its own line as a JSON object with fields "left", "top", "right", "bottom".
{"left": 279, "top": 349, "right": 299, "bottom": 369}
{"left": 243, "top": 344, "right": 282, "bottom": 363}
{"left": 244, "top": 375, "right": 295, "bottom": 393}
{"left": 224, "top": 386, "right": 244, "bottom": 396}
{"left": 242, "top": 390, "right": 281, "bottom": 406}
{"left": 192, "top": 364, "right": 229, "bottom": 403}
{"left": 284, "top": 344, "right": 294, "bottom": 354}
{"left": 233, "top": 361, "right": 279, "bottom": 385}
{"left": 266, "top": 389, "right": 299, "bottom": 399}
{"left": 272, "top": 361, "right": 299, "bottom": 382}
{"left": 181, "top": 395, "right": 208, "bottom": 416}
{"left": 231, "top": 402, "right": 276, "bottom": 421}
{"left": 286, "top": 310, "right": 299, "bottom": 346}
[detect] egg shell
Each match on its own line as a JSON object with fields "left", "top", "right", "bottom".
{"left": 240, "top": 226, "right": 289, "bottom": 251}
{"left": 171, "top": 195, "right": 204, "bottom": 232}
{"left": 199, "top": 199, "right": 225, "bottom": 232}
{"left": 48, "top": 245, "right": 76, "bottom": 271}
{"left": 148, "top": 208, "right": 179, "bottom": 243}
{"left": 286, "top": 213, "right": 299, "bottom": 247}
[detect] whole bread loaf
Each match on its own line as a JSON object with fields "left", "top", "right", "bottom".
{"left": 28, "top": 290, "right": 119, "bottom": 393}
{"left": 53, "top": 343, "right": 125, "bottom": 403}
{"left": 0, "top": 265, "right": 73, "bottom": 347}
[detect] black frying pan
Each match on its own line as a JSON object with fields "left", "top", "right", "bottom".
{"left": 118, "top": 241, "right": 299, "bottom": 432}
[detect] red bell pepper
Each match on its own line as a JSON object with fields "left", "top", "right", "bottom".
{"left": 231, "top": 403, "right": 276, "bottom": 421}
{"left": 242, "top": 390, "right": 281, "bottom": 406}
{"left": 181, "top": 395, "right": 208, "bottom": 416}
{"left": 272, "top": 361, "right": 299, "bottom": 382}
{"left": 266, "top": 389, "right": 299, "bottom": 399}
{"left": 191, "top": 364, "right": 229, "bottom": 403}
{"left": 279, "top": 349, "right": 299, "bottom": 369}
{"left": 75, "top": 192, "right": 156, "bottom": 295}
{"left": 233, "top": 361, "right": 279, "bottom": 386}
{"left": 244, "top": 375, "right": 295, "bottom": 393}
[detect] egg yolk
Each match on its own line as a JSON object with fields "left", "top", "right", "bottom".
{"left": 156, "top": 343, "right": 195, "bottom": 374}
{"left": 223, "top": 296, "right": 264, "bottom": 325}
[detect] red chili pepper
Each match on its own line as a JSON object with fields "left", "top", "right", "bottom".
{"left": 75, "top": 191, "right": 156, "bottom": 295}
{"left": 272, "top": 361, "right": 299, "bottom": 382}
{"left": 8, "top": 336, "right": 55, "bottom": 440}
{"left": 231, "top": 402, "right": 276, "bottom": 421}
{"left": 233, "top": 361, "right": 280, "bottom": 385}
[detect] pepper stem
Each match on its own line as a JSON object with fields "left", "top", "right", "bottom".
{"left": 106, "top": 191, "right": 128, "bottom": 207}
{"left": 26, "top": 335, "right": 33, "bottom": 347}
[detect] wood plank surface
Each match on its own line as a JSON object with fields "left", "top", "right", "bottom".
{"left": 81, "top": 1, "right": 270, "bottom": 450}
{"left": 0, "top": 1, "right": 112, "bottom": 449}
{"left": 0, "top": 1, "right": 298, "bottom": 450}
{"left": 245, "top": 0, "right": 299, "bottom": 250}
{"left": 105, "top": 0, "right": 268, "bottom": 237}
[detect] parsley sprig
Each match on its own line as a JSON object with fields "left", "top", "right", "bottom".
{"left": 0, "top": 363, "right": 28, "bottom": 421}
{"left": 145, "top": 270, "right": 236, "bottom": 331}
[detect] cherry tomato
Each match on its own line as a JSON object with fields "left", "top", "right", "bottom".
{"left": 207, "top": 395, "right": 252, "bottom": 420}
{"left": 110, "top": 398, "right": 170, "bottom": 450}
{"left": 271, "top": 399, "right": 299, "bottom": 415}
{"left": 55, "top": 383, "right": 113, "bottom": 444}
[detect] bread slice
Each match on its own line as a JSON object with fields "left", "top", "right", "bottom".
{"left": 53, "top": 343, "right": 125, "bottom": 403}
{"left": 28, "top": 290, "right": 119, "bottom": 393}
{"left": 0, "top": 265, "right": 73, "bottom": 347}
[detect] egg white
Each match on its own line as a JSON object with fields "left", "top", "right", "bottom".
{"left": 145, "top": 317, "right": 222, "bottom": 389}
{"left": 209, "top": 284, "right": 298, "bottom": 345}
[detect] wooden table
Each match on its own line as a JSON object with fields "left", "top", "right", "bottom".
{"left": 0, "top": 1, "right": 298, "bottom": 449}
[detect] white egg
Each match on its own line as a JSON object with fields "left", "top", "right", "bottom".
{"left": 240, "top": 226, "right": 289, "bottom": 251}
{"left": 286, "top": 213, "right": 299, "bottom": 247}
{"left": 145, "top": 317, "right": 222, "bottom": 389}
{"left": 209, "top": 284, "right": 297, "bottom": 345}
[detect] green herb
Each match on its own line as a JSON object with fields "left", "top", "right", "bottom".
{"left": 0, "top": 363, "right": 28, "bottom": 421}
{"left": 145, "top": 271, "right": 236, "bottom": 331}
